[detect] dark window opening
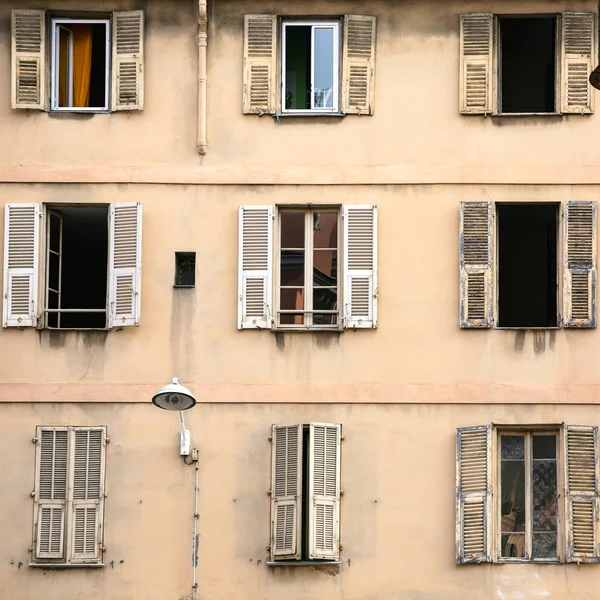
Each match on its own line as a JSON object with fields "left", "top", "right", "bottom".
{"left": 500, "top": 17, "right": 556, "bottom": 113}
{"left": 174, "top": 252, "right": 196, "bottom": 287}
{"left": 497, "top": 204, "right": 558, "bottom": 328}
{"left": 285, "top": 26, "right": 311, "bottom": 110}
{"left": 46, "top": 206, "right": 108, "bottom": 329}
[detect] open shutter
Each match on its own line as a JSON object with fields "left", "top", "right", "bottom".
{"left": 270, "top": 424, "right": 302, "bottom": 560}
{"left": 69, "top": 428, "right": 106, "bottom": 563}
{"left": 563, "top": 201, "right": 596, "bottom": 328}
{"left": 460, "top": 14, "right": 493, "bottom": 115}
{"left": 342, "top": 15, "right": 376, "bottom": 115}
{"left": 111, "top": 11, "right": 144, "bottom": 111}
{"left": 308, "top": 423, "right": 341, "bottom": 561}
{"left": 108, "top": 203, "right": 142, "bottom": 328}
{"left": 11, "top": 10, "right": 46, "bottom": 110}
{"left": 34, "top": 428, "right": 68, "bottom": 560}
{"left": 456, "top": 425, "right": 492, "bottom": 564}
{"left": 238, "top": 206, "right": 273, "bottom": 329}
{"left": 243, "top": 15, "right": 277, "bottom": 115}
{"left": 565, "top": 425, "right": 599, "bottom": 563}
{"left": 459, "top": 202, "right": 493, "bottom": 328}
{"left": 343, "top": 205, "right": 377, "bottom": 329}
{"left": 3, "top": 204, "right": 40, "bottom": 328}
{"left": 561, "top": 13, "right": 594, "bottom": 114}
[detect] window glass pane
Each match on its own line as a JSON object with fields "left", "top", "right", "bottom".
{"left": 533, "top": 435, "right": 556, "bottom": 459}
{"left": 281, "top": 212, "right": 305, "bottom": 248}
{"left": 501, "top": 435, "right": 526, "bottom": 558}
{"left": 532, "top": 435, "right": 557, "bottom": 559}
{"left": 313, "top": 27, "right": 334, "bottom": 109}
{"left": 313, "top": 250, "right": 337, "bottom": 283}
{"left": 313, "top": 288, "right": 337, "bottom": 312}
{"left": 501, "top": 435, "right": 525, "bottom": 459}
{"left": 313, "top": 212, "right": 337, "bottom": 248}
{"left": 284, "top": 26, "right": 311, "bottom": 110}
{"left": 313, "top": 314, "right": 337, "bottom": 325}
{"left": 280, "top": 288, "right": 304, "bottom": 311}
{"left": 281, "top": 250, "right": 305, "bottom": 286}
{"left": 49, "top": 253, "right": 60, "bottom": 291}
{"left": 532, "top": 533, "right": 557, "bottom": 559}
{"left": 280, "top": 313, "right": 304, "bottom": 325}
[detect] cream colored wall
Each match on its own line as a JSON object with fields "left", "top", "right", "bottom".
{"left": 1, "top": 402, "right": 599, "bottom": 600}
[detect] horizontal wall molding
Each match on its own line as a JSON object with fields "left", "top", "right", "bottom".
{"left": 1, "top": 382, "right": 600, "bottom": 404}
{"left": 2, "top": 164, "right": 600, "bottom": 185}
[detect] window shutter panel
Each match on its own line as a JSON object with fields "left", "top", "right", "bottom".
{"left": 11, "top": 10, "right": 46, "bottom": 110}
{"left": 456, "top": 425, "right": 492, "bottom": 564}
{"left": 343, "top": 205, "right": 378, "bottom": 329}
{"left": 563, "top": 201, "right": 596, "bottom": 328}
{"left": 69, "top": 428, "right": 106, "bottom": 563}
{"left": 342, "top": 16, "right": 376, "bottom": 115}
{"left": 111, "top": 11, "right": 144, "bottom": 111}
{"left": 459, "top": 202, "right": 493, "bottom": 328}
{"left": 561, "top": 13, "right": 594, "bottom": 114}
{"left": 308, "top": 423, "right": 341, "bottom": 561}
{"left": 3, "top": 204, "right": 40, "bottom": 328}
{"left": 459, "top": 14, "right": 493, "bottom": 115}
{"left": 34, "top": 428, "right": 68, "bottom": 560}
{"left": 243, "top": 15, "right": 277, "bottom": 115}
{"left": 238, "top": 206, "right": 273, "bottom": 329}
{"left": 270, "top": 424, "right": 302, "bottom": 560}
{"left": 565, "top": 425, "right": 599, "bottom": 563}
{"left": 108, "top": 203, "right": 142, "bottom": 328}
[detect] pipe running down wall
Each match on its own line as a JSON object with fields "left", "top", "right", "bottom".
{"left": 198, "top": 0, "right": 208, "bottom": 155}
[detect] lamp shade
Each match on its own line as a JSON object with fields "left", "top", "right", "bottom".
{"left": 152, "top": 378, "right": 196, "bottom": 411}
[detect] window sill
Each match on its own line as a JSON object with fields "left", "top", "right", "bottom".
{"left": 29, "top": 563, "right": 104, "bottom": 569}
{"left": 276, "top": 112, "right": 345, "bottom": 118}
{"left": 266, "top": 560, "right": 341, "bottom": 567}
{"left": 49, "top": 109, "right": 110, "bottom": 115}
{"left": 495, "top": 327, "right": 560, "bottom": 330}
{"left": 273, "top": 328, "right": 342, "bottom": 333}
{"left": 492, "top": 112, "right": 562, "bottom": 117}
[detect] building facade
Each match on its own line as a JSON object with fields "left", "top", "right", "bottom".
{"left": 1, "top": 0, "right": 600, "bottom": 598}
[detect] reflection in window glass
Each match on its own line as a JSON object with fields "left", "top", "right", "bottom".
{"left": 501, "top": 436, "right": 526, "bottom": 558}
{"left": 532, "top": 435, "right": 557, "bottom": 559}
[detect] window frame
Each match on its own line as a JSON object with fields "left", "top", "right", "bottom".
{"left": 275, "top": 206, "right": 342, "bottom": 330}
{"left": 281, "top": 20, "right": 341, "bottom": 115}
{"left": 50, "top": 17, "right": 111, "bottom": 113}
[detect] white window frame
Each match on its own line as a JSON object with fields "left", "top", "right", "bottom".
{"left": 50, "top": 18, "right": 111, "bottom": 112}
{"left": 275, "top": 207, "right": 341, "bottom": 330}
{"left": 281, "top": 21, "right": 340, "bottom": 114}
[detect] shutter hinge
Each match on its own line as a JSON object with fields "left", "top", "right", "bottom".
{"left": 267, "top": 490, "right": 272, "bottom": 496}
{"left": 32, "top": 437, "right": 38, "bottom": 443}
{"left": 31, "top": 490, "right": 35, "bottom": 497}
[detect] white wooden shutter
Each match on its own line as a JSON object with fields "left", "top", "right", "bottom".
{"left": 342, "top": 16, "right": 376, "bottom": 115}
{"left": 456, "top": 426, "right": 492, "bottom": 564}
{"left": 561, "top": 13, "right": 594, "bottom": 114}
{"left": 11, "top": 10, "right": 46, "bottom": 110}
{"left": 3, "top": 204, "right": 40, "bottom": 328}
{"left": 69, "top": 428, "right": 106, "bottom": 563}
{"left": 243, "top": 15, "right": 277, "bottom": 115}
{"left": 34, "top": 427, "right": 68, "bottom": 561}
{"left": 343, "top": 205, "right": 377, "bottom": 329}
{"left": 308, "top": 423, "right": 341, "bottom": 561}
{"left": 270, "top": 424, "right": 302, "bottom": 560}
{"left": 460, "top": 202, "right": 494, "bottom": 328}
{"left": 238, "top": 206, "right": 273, "bottom": 329}
{"left": 108, "top": 203, "right": 142, "bottom": 328}
{"left": 111, "top": 11, "right": 144, "bottom": 111}
{"left": 460, "top": 14, "right": 493, "bottom": 115}
{"left": 563, "top": 201, "right": 596, "bottom": 328}
{"left": 565, "top": 425, "right": 600, "bottom": 562}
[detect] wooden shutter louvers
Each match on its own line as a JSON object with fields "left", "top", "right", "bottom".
{"left": 562, "top": 13, "right": 594, "bottom": 114}
{"left": 460, "top": 14, "right": 493, "bottom": 114}
{"left": 111, "top": 11, "right": 144, "bottom": 111}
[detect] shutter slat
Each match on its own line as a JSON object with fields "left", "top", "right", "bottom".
{"left": 111, "top": 11, "right": 144, "bottom": 111}
{"left": 460, "top": 14, "right": 493, "bottom": 114}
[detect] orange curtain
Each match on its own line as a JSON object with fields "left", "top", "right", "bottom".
{"left": 72, "top": 24, "right": 93, "bottom": 108}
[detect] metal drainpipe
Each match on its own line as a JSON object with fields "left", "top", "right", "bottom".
{"left": 197, "top": 0, "right": 208, "bottom": 155}
{"left": 192, "top": 458, "right": 199, "bottom": 600}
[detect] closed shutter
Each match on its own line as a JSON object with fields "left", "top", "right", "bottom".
{"left": 565, "top": 425, "right": 599, "bottom": 562}
{"left": 11, "top": 10, "right": 46, "bottom": 110}
{"left": 459, "top": 202, "right": 493, "bottom": 328}
{"left": 456, "top": 426, "right": 492, "bottom": 564}
{"left": 238, "top": 206, "right": 273, "bottom": 329}
{"left": 563, "top": 201, "right": 596, "bottom": 328}
{"left": 111, "top": 11, "right": 144, "bottom": 111}
{"left": 3, "top": 204, "right": 40, "bottom": 328}
{"left": 342, "top": 15, "right": 376, "bottom": 115}
{"left": 561, "top": 13, "right": 594, "bottom": 114}
{"left": 243, "top": 15, "right": 277, "bottom": 115}
{"left": 270, "top": 424, "right": 302, "bottom": 560}
{"left": 308, "top": 423, "right": 341, "bottom": 561}
{"left": 34, "top": 428, "right": 68, "bottom": 560}
{"left": 343, "top": 205, "right": 377, "bottom": 329}
{"left": 460, "top": 14, "right": 493, "bottom": 115}
{"left": 69, "top": 428, "right": 106, "bottom": 562}
{"left": 108, "top": 203, "right": 142, "bottom": 328}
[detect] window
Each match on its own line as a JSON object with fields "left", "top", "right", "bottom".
{"left": 238, "top": 205, "right": 377, "bottom": 330}
{"left": 2, "top": 203, "right": 142, "bottom": 329}
{"left": 12, "top": 10, "right": 144, "bottom": 112}
{"left": 31, "top": 427, "right": 107, "bottom": 566}
{"left": 269, "top": 423, "right": 341, "bottom": 564}
{"left": 243, "top": 15, "right": 376, "bottom": 116}
{"left": 460, "top": 12, "right": 594, "bottom": 115}
{"left": 456, "top": 425, "right": 599, "bottom": 564}
{"left": 282, "top": 22, "right": 339, "bottom": 113}
{"left": 174, "top": 252, "right": 196, "bottom": 288}
{"left": 459, "top": 201, "right": 596, "bottom": 329}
